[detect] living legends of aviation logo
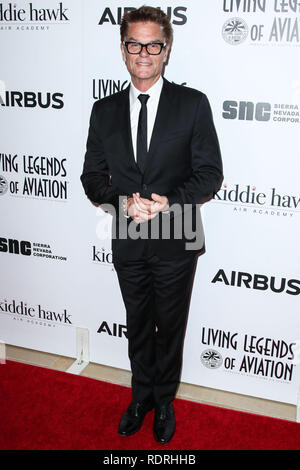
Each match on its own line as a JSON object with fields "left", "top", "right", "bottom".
{"left": 0, "top": 175, "right": 8, "bottom": 195}
{"left": 200, "top": 349, "right": 223, "bottom": 369}
{"left": 91, "top": 78, "right": 188, "bottom": 100}
{"left": 200, "top": 325, "right": 297, "bottom": 383}
{"left": 222, "top": 17, "right": 249, "bottom": 44}
{"left": 0, "top": 152, "right": 68, "bottom": 201}
{"left": 222, "top": 1, "right": 300, "bottom": 46}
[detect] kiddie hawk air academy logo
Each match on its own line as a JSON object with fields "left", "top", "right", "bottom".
{"left": 0, "top": 2, "right": 70, "bottom": 31}
{"left": 0, "top": 298, "right": 72, "bottom": 328}
{"left": 213, "top": 183, "right": 300, "bottom": 218}
{"left": 222, "top": 17, "right": 249, "bottom": 44}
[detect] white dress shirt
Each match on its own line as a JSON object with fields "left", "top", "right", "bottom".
{"left": 125, "top": 76, "right": 169, "bottom": 215}
{"left": 129, "top": 76, "right": 163, "bottom": 161}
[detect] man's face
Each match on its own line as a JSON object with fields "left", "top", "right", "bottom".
{"left": 121, "top": 21, "right": 170, "bottom": 89}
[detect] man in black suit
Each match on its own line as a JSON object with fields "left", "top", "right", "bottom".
{"left": 81, "top": 6, "right": 222, "bottom": 444}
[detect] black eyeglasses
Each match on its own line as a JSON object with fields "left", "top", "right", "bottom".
{"left": 123, "top": 41, "right": 166, "bottom": 55}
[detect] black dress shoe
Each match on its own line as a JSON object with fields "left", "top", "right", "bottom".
{"left": 118, "top": 400, "right": 153, "bottom": 436}
{"left": 153, "top": 403, "right": 176, "bottom": 444}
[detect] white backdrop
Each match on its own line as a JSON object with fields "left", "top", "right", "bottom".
{"left": 1, "top": 0, "right": 300, "bottom": 406}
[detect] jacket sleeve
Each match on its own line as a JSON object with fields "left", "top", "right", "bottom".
{"left": 80, "top": 101, "right": 120, "bottom": 209}
{"left": 166, "top": 93, "right": 223, "bottom": 207}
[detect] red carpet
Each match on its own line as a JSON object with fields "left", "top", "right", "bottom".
{"left": 0, "top": 360, "right": 299, "bottom": 450}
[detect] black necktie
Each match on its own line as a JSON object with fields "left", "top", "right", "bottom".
{"left": 136, "top": 94, "right": 150, "bottom": 173}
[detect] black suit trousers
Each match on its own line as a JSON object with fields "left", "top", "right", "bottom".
{"left": 114, "top": 243, "right": 198, "bottom": 406}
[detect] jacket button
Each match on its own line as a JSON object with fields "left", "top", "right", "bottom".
{"left": 143, "top": 184, "right": 147, "bottom": 190}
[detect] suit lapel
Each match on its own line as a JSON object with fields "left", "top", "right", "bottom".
{"left": 119, "top": 85, "right": 142, "bottom": 174}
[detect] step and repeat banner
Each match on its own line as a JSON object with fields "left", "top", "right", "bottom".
{"left": 1, "top": 0, "right": 300, "bottom": 405}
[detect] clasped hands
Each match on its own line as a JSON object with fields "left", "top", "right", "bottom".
{"left": 127, "top": 193, "right": 169, "bottom": 224}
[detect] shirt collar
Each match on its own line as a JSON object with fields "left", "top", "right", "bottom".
{"left": 129, "top": 76, "right": 163, "bottom": 105}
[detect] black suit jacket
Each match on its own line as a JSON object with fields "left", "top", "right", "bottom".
{"left": 81, "top": 78, "right": 223, "bottom": 261}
